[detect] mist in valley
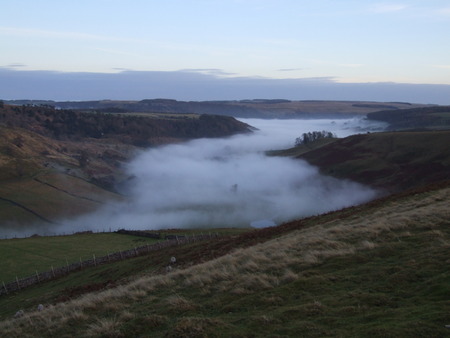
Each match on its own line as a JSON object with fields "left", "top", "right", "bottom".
{"left": 51, "top": 117, "right": 386, "bottom": 234}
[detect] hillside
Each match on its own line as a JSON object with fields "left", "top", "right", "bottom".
{"left": 367, "top": 105, "right": 450, "bottom": 130}
{"left": 4, "top": 99, "right": 430, "bottom": 118}
{"left": 0, "top": 105, "right": 252, "bottom": 228}
{"left": 277, "top": 131, "right": 450, "bottom": 193}
{"left": 0, "top": 180, "right": 448, "bottom": 336}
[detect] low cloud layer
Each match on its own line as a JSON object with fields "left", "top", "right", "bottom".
{"left": 1, "top": 68, "right": 450, "bottom": 104}
{"left": 56, "top": 118, "right": 385, "bottom": 234}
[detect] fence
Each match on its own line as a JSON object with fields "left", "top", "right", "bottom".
{"left": 0, "top": 232, "right": 219, "bottom": 296}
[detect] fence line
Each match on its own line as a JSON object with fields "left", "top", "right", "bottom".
{"left": 1, "top": 232, "right": 219, "bottom": 296}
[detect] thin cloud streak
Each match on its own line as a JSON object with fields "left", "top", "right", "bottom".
{"left": 369, "top": 3, "right": 408, "bottom": 13}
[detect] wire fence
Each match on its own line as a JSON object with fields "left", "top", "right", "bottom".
{"left": 1, "top": 232, "right": 219, "bottom": 296}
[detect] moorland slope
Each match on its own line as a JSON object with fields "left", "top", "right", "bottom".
{"left": 367, "top": 105, "right": 450, "bottom": 130}
{"left": 298, "top": 130, "right": 450, "bottom": 193}
{"left": 269, "top": 130, "right": 450, "bottom": 193}
{"left": 0, "top": 179, "right": 448, "bottom": 336}
{"left": 0, "top": 105, "right": 251, "bottom": 227}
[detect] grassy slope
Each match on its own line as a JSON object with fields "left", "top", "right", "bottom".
{"left": 297, "top": 130, "right": 450, "bottom": 192}
{"left": 0, "top": 125, "right": 127, "bottom": 228}
{"left": 367, "top": 105, "right": 450, "bottom": 130}
{"left": 0, "top": 105, "right": 252, "bottom": 229}
{"left": 0, "top": 182, "right": 448, "bottom": 337}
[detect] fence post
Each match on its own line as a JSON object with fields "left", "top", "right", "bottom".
{"left": 108, "top": 252, "right": 111, "bottom": 262}
{"left": 36, "top": 270, "right": 40, "bottom": 283}
{"left": 16, "top": 276, "right": 20, "bottom": 290}
{"left": 2, "top": 281, "right": 8, "bottom": 294}
{"left": 51, "top": 266, "right": 55, "bottom": 278}
{"left": 176, "top": 236, "right": 180, "bottom": 245}
{"left": 134, "top": 247, "right": 138, "bottom": 256}
{"left": 93, "top": 254, "right": 97, "bottom": 266}
{"left": 80, "top": 257, "right": 83, "bottom": 269}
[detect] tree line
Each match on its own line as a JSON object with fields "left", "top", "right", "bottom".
{"left": 295, "top": 130, "right": 336, "bottom": 146}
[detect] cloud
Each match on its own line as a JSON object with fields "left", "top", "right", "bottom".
{"left": 54, "top": 118, "right": 382, "bottom": 234}
{"left": 1, "top": 68, "right": 449, "bottom": 104}
{"left": 432, "top": 65, "right": 450, "bottom": 70}
{"left": 277, "top": 68, "right": 303, "bottom": 72}
{"left": 0, "top": 26, "right": 143, "bottom": 43}
{"left": 339, "top": 64, "right": 364, "bottom": 68}
{"left": 93, "top": 48, "right": 142, "bottom": 58}
{"left": 5, "top": 63, "right": 27, "bottom": 68}
{"left": 436, "top": 7, "right": 450, "bottom": 16}
{"left": 178, "top": 68, "right": 237, "bottom": 76}
{"left": 369, "top": 3, "right": 408, "bottom": 13}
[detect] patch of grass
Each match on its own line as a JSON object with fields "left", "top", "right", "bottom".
{"left": 0, "top": 233, "right": 160, "bottom": 282}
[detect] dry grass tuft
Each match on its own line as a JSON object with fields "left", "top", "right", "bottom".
{"left": 166, "top": 294, "right": 197, "bottom": 312}
{"left": 252, "top": 314, "right": 280, "bottom": 325}
{"left": 303, "top": 300, "right": 326, "bottom": 316}
{"left": 280, "top": 268, "right": 298, "bottom": 283}
{"left": 119, "top": 310, "right": 134, "bottom": 321}
{"left": 166, "top": 317, "right": 225, "bottom": 338}
{"left": 143, "top": 314, "right": 168, "bottom": 328}
{"left": 360, "top": 240, "right": 376, "bottom": 250}
{"left": 69, "top": 309, "right": 89, "bottom": 322}
{"left": 85, "top": 317, "right": 123, "bottom": 337}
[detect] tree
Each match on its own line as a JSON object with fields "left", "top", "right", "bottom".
{"left": 295, "top": 130, "right": 336, "bottom": 146}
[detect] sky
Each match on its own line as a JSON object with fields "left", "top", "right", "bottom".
{"left": 1, "top": 0, "right": 450, "bottom": 103}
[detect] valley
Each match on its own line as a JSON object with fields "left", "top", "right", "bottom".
{"left": 0, "top": 101, "right": 449, "bottom": 336}
{"left": 0, "top": 104, "right": 252, "bottom": 230}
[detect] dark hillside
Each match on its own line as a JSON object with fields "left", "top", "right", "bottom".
{"left": 7, "top": 99, "right": 429, "bottom": 118}
{"left": 0, "top": 105, "right": 252, "bottom": 147}
{"left": 367, "top": 105, "right": 450, "bottom": 130}
{"left": 0, "top": 105, "right": 252, "bottom": 227}
{"left": 297, "top": 131, "right": 450, "bottom": 193}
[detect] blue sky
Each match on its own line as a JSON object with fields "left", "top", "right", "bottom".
{"left": 1, "top": 0, "right": 450, "bottom": 103}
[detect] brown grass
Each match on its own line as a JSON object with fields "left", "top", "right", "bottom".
{"left": 166, "top": 317, "right": 226, "bottom": 338}
{"left": 86, "top": 317, "right": 123, "bottom": 337}
{"left": 0, "top": 186, "right": 448, "bottom": 336}
{"left": 166, "top": 294, "right": 197, "bottom": 312}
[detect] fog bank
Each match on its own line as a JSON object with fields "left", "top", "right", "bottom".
{"left": 56, "top": 118, "right": 385, "bottom": 233}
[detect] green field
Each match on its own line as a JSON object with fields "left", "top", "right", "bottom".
{"left": 0, "top": 233, "right": 160, "bottom": 282}
{"left": 0, "top": 228, "right": 252, "bottom": 283}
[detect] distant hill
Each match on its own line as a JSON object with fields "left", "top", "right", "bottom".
{"left": 0, "top": 104, "right": 252, "bottom": 146}
{"left": 367, "top": 105, "right": 450, "bottom": 130}
{"left": 3, "top": 99, "right": 431, "bottom": 118}
{"left": 294, "top": 131, "right": 450, "bottom": 193}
